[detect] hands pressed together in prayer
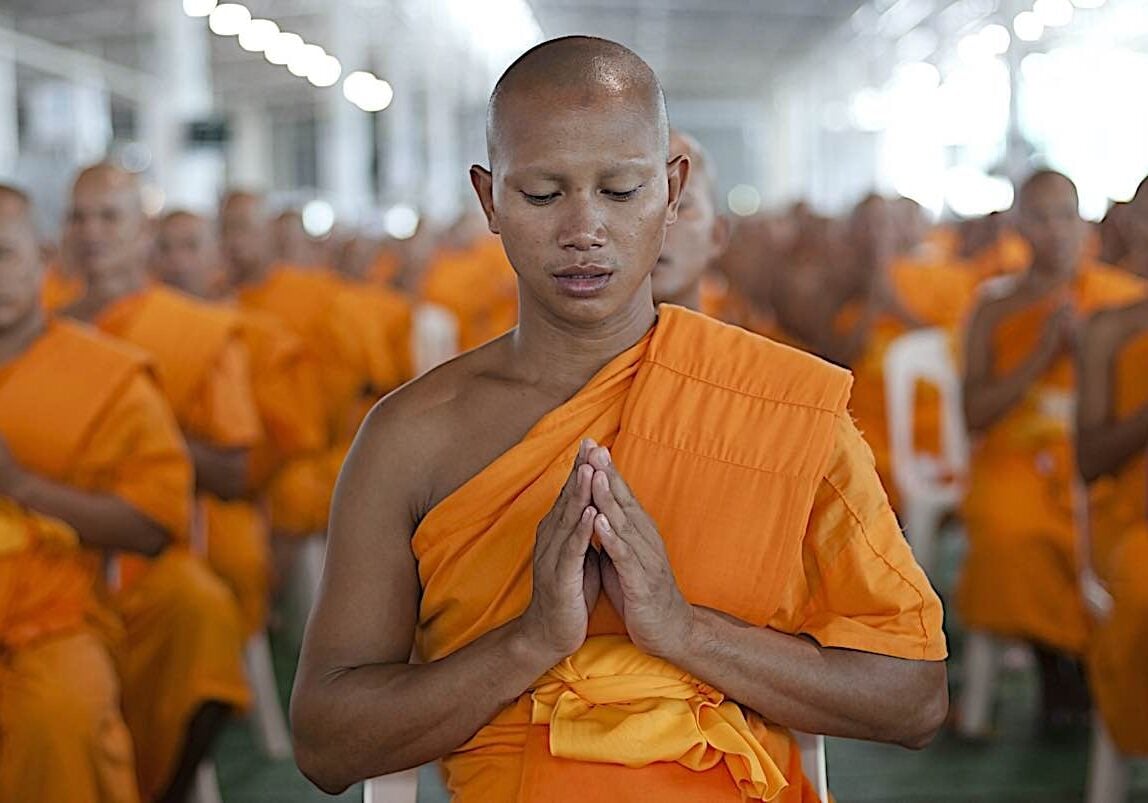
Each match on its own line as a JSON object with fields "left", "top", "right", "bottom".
{"left": 517, "top": 438, "right": 695, "bottom": 663}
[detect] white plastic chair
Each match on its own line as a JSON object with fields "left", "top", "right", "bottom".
{"left": 362, "top": 732, "right": 829, "bottom": 803}
{"left": 1075, "top": 476, "right": 1134, "bottom": 803}
{"left": 412, "top": 304, "right": 460, "bottom": 376}
{"left": 244, "top": 631, "right": 293, "bottom": 760}
{"left": 883, "top": 327, "right": 970, "bottom": 577}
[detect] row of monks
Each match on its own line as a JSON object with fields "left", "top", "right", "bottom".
{"left": 0, "top": 126, "right": 1145, "bottom": 801}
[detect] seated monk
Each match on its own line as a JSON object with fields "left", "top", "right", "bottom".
{"left": 273, "top": 209, "right": 320, "bottom": 268}
{"left": 0, "top": 183, "right": 249, "bottom": 803}
{"left": 291, "top": 37, "right": 948, "bottom": 803}
{"left": 155, "top": 209, "right": 327, "bottom": 631}
{"left": 650, "top": 130, "right": 728, "bottom": 313}
{"left": 958, "top": 170, "right": 1147, "bottom": 736}
{"left": 1075, "top": 297, "right": 1148, "bottom": 755}
{"left": 221, "top": 192, "right": 411, "bottom": 538}
{"left": 60, "top": 167, "right": 252, "bottom": 800}
{"left": 0, "top": 185, "right": 144, "bottom": 803}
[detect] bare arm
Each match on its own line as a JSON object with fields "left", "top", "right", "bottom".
{"left": 669, "top": 609, "right": 947, "bottom": 749}
{"left": 962, "top": 295, "right": 1066, "bottom": 433}
{"left": 1075, "top": 306, "right": 1148, "bottom": 482}
{"left": 290, "top": 405, "right": 601, "bottom": 794}
{"left": 186, "top": 437, "right": 250, "bottom": 501}
{"left": 1, "top": 454, "right": 169, "bottom": 556}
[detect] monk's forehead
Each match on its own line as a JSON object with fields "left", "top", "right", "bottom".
{"left": 162, "top": 212, "right": 211, "bottom": 236}
{"left": 222, "top": 193, "right": 264, "bottom": 219}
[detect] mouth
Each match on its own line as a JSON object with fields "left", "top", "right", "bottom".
{"left": 551, "top": 265, "right": 614, "bottom": 298}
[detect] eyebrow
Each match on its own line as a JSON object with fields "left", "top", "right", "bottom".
{"left": 510, "top": 158, "right": 655, "bottom": 183}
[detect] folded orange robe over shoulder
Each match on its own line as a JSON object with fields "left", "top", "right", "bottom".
{"left": 0, "top": 318, "right": 250, "bottom": 799}
{"left": 414, "top": 305, "right": 946, "bottom": 803}
{"left": 959, "top": 264, "right": 1148, "bottom": 653}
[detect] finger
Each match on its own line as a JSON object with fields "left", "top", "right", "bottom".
{"left": 587, "top": 447, "right": 639, "bottom": 511}
{"left": 557, "top": 464, "right": 594, "bottom": 532}
{"left": 590, "top": 469, "right": 629, "bottom": 535}
{"left": 558, "top": 506, "right": 596, "bottom": 576}
{"left": 594, "top": 513, "right": 641, "bottom": 578}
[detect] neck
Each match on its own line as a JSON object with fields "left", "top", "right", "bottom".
{"left": 510, "top": 283, "right": 657, "bottom": 398}
{"left": 658, "top": 281, "right": 702, "bottom": 312}
{"left": 0, "top": 308, "right": 45, "bottom": 367}
{"left": 72, "top": 267, "right": 146, "bottom": 321}
{"left": 235, "top": 258, "right": 274, "bottom": 288}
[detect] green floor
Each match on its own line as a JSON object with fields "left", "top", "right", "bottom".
{"left": 214, "top": 532, "right": 1148, "bottom": 802}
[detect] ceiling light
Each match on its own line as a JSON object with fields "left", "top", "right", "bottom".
{"left": 207, "top": 3, "right": 250, "bottom": 36}
{"left": 264, "top": 32, "right": 304, "bottom": 66}
{"left": 288, "top": 44, "right": 326, "bottom": 78}
{"left": 238, "top": 18, "right": 278, "bottom": 52}
{"left": 307, "top": 55, "right": 342, "bottom": 88}
{"left": 1013, "top": 10, "right": 1045, "bottom": 41}
{"left": 183, "top": 0, "right": 217, "bottom": 17}
{"left": 1034, "top": 0, "right": 1074, "bottom": 27}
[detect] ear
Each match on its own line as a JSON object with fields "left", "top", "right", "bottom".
{"left": 469, "top": 165, "right": 500, "bottom": 235}
{"left": 665, "top": 154, "right": 690, "bottom": 227}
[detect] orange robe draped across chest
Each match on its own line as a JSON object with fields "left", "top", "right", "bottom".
{"left": 958, "top": 263, "right": 1147, "bottom": 654}
{"left": 95, "top": 286, "right": 268, "bottom": 635}
{"left": 1086, "top": 324, "right": 1148, "bottom": 754}
{"left": 414, "top": 306, "right": 946, "bottom": 803}
{"left": 0, "top": 319, "right": 248, "bottom": 799}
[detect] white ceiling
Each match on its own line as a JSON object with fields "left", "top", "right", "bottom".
{"left": 5, "top": 0, "right": 866, "bottom": 106}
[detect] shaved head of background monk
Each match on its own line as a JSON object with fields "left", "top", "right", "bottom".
{"left": 220, "top": 190, "right": 273, "bottom": 286}
{"left": 0, "top": 186, "right": 43, "bottom": 338}
{"left": 471, "top": 35, "right": 687, "bottom": 329}
{"left": 274, "top": 210, "right": 314, "bottom": 266}
{"left": 1015, "top": 170, "right": 1085, "bottom": 279}
{"left": 63, "top": 164, "right": 149, "bottom": 305}
{"left": 651, "top": 130, "right": 727, "bottom": 310}
{"left": 154, "top": 210, "right": 226, "bottom": 299}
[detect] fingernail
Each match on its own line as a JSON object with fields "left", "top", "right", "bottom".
{"left": 596, "top": 514, "right": 611, "bottom": 533}
{"left": 601, "top": 449, "right": 612, "bottom": 466}
{"left": 582, "top": 507, "right": 594, "bottom": 522}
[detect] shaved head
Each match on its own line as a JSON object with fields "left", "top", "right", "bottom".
{"left": 1019, "top": 169, "right": 1079, "bottom": 211}
{"left": 0, "top": 184, "right": 34, "bottom": 229}
{"left": 155, "top": 210, "right": 224, "bottom": 298}
{"left": 0, "top": 184, "right": 44, "bottom": 330}
{"left": 487, "top": 36, "right": 669, "bottom": 168}
{"left": 65, "top": 162, "right": 149, "bottom": 289}
{"left": 670, "top": 130, "right": 715, "bottom": 203}
{"left": 220, "top": 189, "right": 271, "bottom": 284}
{"left": 1016, "top": 169, "right": 1084, "bottom": 278}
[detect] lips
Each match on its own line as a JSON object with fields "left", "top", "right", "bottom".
{"left": 551, "top": 265, "right": 614, "bottom": 298}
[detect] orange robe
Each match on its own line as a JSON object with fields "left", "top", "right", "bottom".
{"left": 241, "top": 267, "right": 412, "bottom": 534}
{"left": 95, "top": 286, "right": 268, "bottom": 637}
{"left": 421, "top": 236, "right": 519, "bottom": 352}
{"left": 0, "top": 497, "right": 139, "bottom": 803}
{"left": 0, "top": 320, "right": 249, "bottom": 800}
{"left": 40, "top": 262, "right": 85, "bottom": 312}
{"left": 1086, "top": 327, "right": 1148, "bottom": 754}
{"left": 837, "top": 260, "right": 977, "bottom": 510}
{"left": 958, "top": 264, "right": 1147, "bottom": 653}
{"left": 414, "top": 306, "right": 946, "bottom": 802}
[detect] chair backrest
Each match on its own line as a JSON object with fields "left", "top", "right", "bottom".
{"left": 883, "top": 327, "right": 969, "bottom": 505}
{"left": 412, "top": 303, "right": 459, "bottom": 376}
{"left": 363, "top": 732, "right": 828, "bottom": 803}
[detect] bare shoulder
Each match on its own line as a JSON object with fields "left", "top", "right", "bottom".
{"left": 1079, "top": 301, "right": 1146, "bottom": 358}
{"left": 350, "top": 335, "right": 514, "bottom": 520}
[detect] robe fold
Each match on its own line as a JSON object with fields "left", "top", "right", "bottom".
{"left": 414, "top": 305, "right": 945, "bottom": 802}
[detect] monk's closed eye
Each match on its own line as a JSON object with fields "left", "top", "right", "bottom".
{"left": 522, "top": 192, "right": 560, "bottom": 206}
{"left": 603, "top": 186, "right": 644, "bottom": 201}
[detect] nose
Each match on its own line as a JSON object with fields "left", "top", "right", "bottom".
{"left": 557, "top": 193, "right": 607, "bottom": 252}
